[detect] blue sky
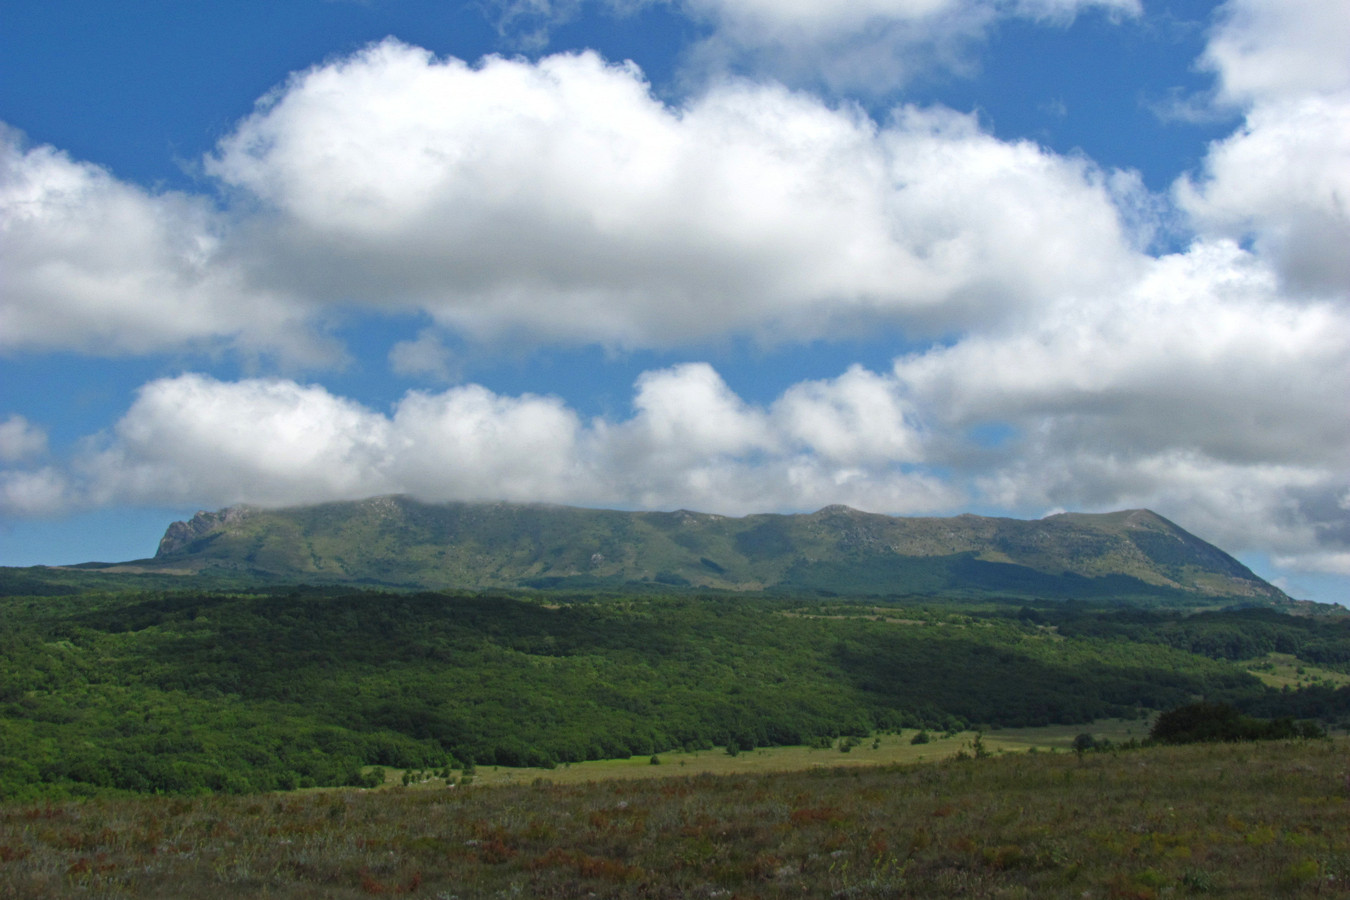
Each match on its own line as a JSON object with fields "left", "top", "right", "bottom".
{"left": 1, "top": 0, "right": 1347, "bottom": 605}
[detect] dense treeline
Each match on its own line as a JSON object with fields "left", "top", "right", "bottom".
{"left": 1, "top": 589, "right": 1347, "bottom": 799}
{"left": 1043, "top": 605, "right": 1350, "bottom": 668}
{"left": 1149, "top": 700, "right": 1325, "bottom": 744}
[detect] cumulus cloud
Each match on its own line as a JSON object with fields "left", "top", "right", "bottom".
{"left": 975, "top": 449, "right": 1348, "bottom": 573}
{"left": 0, "top": 128, "right": 326, "bottom": 362}
{"left": 2, "top": 367, "right": 957, "bottom": 520}
{"left": 6, "top": 221, "right": 1347, "bottom": 572}
{"left": 0, "top": 415, "right": 47, "bottom": 463}
{"left": 1, "top": 45, "right": 1144, "bottom": 358}
{"left": 893, "top": 240, "right": 1350, "bottom": 464}
{"left": 387, "top": 385, "right": 587, "bottom": 502}
{"left": 1178, "top": 1, "right": 1350, "bottom": 295}
{"left": 1201, "top": 0, "right": 1350, "bottom": 105}
{"left": 775, "top": 365, "right": 924, "bottom": 466}
{"left": 10, "top": 235, "right": 1347, "bottom": 573}
{"left": 82, "top": 375, "right": 398, "bottom": 508}
{"left": 1177, "top": 95, "right": 1350, "bottom": 295}
{"left": 622, "top": 363, "right": 774, "bottom": 461}
{"left": 0, "top": 467, "right": 70, "bottom": 517}
{"left": 4, "top": 43, "right": 1144, "bottom": 357}
{"left": 205, "top": 43, "right": 1137, "bottom": 346}
{"left": 882, "top": 238, "right": 1350, "bottom": 572}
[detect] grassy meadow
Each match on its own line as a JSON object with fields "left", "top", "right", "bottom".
{"left": 2, "top": 735, "right": 1346, "bottom": 899}
{"left": 416, "top": 722, "right": 1151, "bottom": 789}
{"left": 1245, "top": 654, "right": 1350, "bottom": 691}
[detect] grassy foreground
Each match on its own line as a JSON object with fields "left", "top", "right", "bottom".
{"left": 2, "top": 738, "right": 1347, "bottom": 899}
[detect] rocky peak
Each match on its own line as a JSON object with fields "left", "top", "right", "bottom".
{"left": 156, "top": 506, "right": 250, "bottom": 557}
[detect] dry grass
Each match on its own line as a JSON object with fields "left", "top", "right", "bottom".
{"left": 2, "top": 737, "right": 1347, "bottom": 899}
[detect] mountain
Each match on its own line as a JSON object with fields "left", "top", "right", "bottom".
{"left": 106, "top": 496, "right": 1287, "bottom": 604}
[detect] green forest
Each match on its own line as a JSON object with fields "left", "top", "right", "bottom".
{"left": 3, "top": 586, "right": 1349, "bottom": 800}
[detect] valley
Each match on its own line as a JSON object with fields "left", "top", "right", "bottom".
{"left": 3, "top": 500, "right": 1348, "bottom": 897}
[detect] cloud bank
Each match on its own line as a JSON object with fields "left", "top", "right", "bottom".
{"left": 0, "top": 367, "right": 953, "bottom": 520}
{"left": 4, "top": 46, "right": 1138, "bottom": 353}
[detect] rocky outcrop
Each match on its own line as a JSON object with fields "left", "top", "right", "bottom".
{"left": 156, "top": 506, "right": 252, "bottom": 557}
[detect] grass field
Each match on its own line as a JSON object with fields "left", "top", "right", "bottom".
{"left": 3, "top": 734, "right": 1345, "bottom": 899}
{"left": 407, "top": 722, "right": 1153, "bottom": 789}
{"left": 1245, "top": 653, "right": 1350, "bottom": 690}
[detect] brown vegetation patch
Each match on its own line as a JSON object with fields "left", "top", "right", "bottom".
{"left": 0, "top": 739, "right": 1347, "bottom": 899}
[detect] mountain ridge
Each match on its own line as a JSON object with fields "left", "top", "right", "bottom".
{"left": 127, "top": 495, "right": 1288, "bottom": 604}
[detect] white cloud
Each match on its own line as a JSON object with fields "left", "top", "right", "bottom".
{"left": 973, "top": 449, "right": 1347, "bottom": 569}
{"left": 679, "top": 0, "right": 1138, "bottom": 52}
{"left": 1178, "top": 1, "right": 1350, "bottom": 295}
{"left": 0, "top": 128, "right": 327, "bottom": 362}
{"left": 6, "top": 291, "right": 1346, "bottom": 579}
{"left": 0, "top": 415, "right": 47, "bottom": 463}
{"left": 82, "top": 375, "right": 398, "bottom": 509}
{"left": 774, "top": 365, "right": 924, "bottom": 465}
{"left": 5, "top": 367, "right": 959, "bottom": 519}
{"left": 1202, "top": 0, "right": 1350, "bottom": 105}
{"left": 1275, "top": 552, "right": 1350, "bottom": 578}
{"left": 482, "top": 0, "right": 1138, "bottom": 91}
{"left": 205, "top": 43, "right": 1137, "bottom": 347}
{"left": 1178, "top": 94, "right": 1350, "bottom": 294}
{"left": 883, "top": 239, "right": 1350, "bottom": 572}
{"left": 388, "top": 385, "right": 587, "bottom": 502}
{"left": 3, "top": 43, "right": 1148, "bottom": 358}
{"left": 389, "top": 329, "right": 459, "bottom": 382}
{"left": 893, "top": 240, "right": 1350, "bottom": 464}
{"left": 624, "top": 363, "right": 774, "bottom": 460}
{"left": 0, "top": 467, "right": 70, "bottom": 517}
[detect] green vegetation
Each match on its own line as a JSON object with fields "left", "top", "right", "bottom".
{"left": 3, "top": 586, "right": 1349, "bottom": 800}
{"left": 87, "top": 496, "right": 1291, "bottom": 602}
{"left": 5, "top": 502, "right": 1344, "bottom": 897}
{"left": 1149, "top": 701, "right": 1325, "bottom": 744}
{"left": 1, "top": 738, "right": 1345, "bottom": 898}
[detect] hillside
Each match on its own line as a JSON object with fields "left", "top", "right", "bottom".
{"left": 6, "top": 586, "right": 1349, "bottom": 800}
{"left": 105, "top": 496, "right": 1287, "bottom": 603}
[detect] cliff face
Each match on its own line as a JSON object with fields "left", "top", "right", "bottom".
{"left": 156, "top": 507, "right": 254, "bottom": 556}
{"left": 147, "top": 496, "right": 1289, "bottom": 604}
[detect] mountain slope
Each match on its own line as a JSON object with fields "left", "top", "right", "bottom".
{"left": 125, "top": 496, "right": 1287, "bottom": 603}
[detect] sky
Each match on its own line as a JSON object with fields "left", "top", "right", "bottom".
{"left": 0, "top": 0, "right": 1347, "bottom": 605}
